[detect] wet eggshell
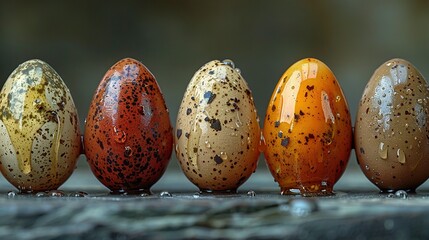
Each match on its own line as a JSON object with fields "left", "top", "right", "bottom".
{"left": 84, "top": 58, "right": 173, "bottom": 194}
{"left": 355, "top": 58, "right": 429, "bottom": 192}
{"left": 175, "top": 60, "right": 260, "bottom": 192}
{"left": 262, "top": 58, "right": 352, "bottom": 196}
{"left": 0, "top": 59, "right": 81, "bottom": 193}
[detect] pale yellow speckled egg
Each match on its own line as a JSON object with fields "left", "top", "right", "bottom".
{"left": 175, "top": 59, "right": 260, "bottom": 193}
{"left": 0, "top": 59, "right": 81, "bottom": 193}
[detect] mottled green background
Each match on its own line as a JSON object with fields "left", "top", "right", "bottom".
{"left": 1, "top": 0, "right": 429, "bottom": 175}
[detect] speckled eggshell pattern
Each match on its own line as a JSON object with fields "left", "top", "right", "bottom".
{"left": 262, "top": 58, "right": 352, "bottom": 196}
{"left": 0, "top": 59, "right": 81, "bottom": 193}
{"left": 84, "top": 58, "right": 173, "bottom": 194}
{"left": 355, "top": 58, "right": 429, "bottom": 192}
{"left": 175, "top": 60, "right": 260, "bottom": 193}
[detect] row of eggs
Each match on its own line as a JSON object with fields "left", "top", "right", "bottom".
{"left": 0, "top": 57, "right": 428, "bottom": 196}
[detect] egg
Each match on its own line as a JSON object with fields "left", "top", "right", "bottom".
{"left": 355, "top": 58, "right": 429, "bottom": 192}
{"left": 0, "top": 59, "right": 81, "bottom": 193}
{"left": 84, "top": 58, "right": 173, "bottom": 194}
{"left": 175, "top": 59, "right": 260, "bottom": 193}
{"left": 262, "top": 58, "right": 352, "bottom": 196}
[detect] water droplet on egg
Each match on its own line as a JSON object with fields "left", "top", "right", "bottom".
{"left": 222, "top": 59, "right": 235, "bottom": 69}
{"left": 124, "top": 146, "right": 133, "bottom": 157}
{"left": 138, "top": 105, "right": 145, "bottom": 115}
{"left": 397, "top": 149, "right": 406, "bottom": 164}
{"left": 247, "top": 190, "right": 256, "bottom": 197}
{"left": 235, "top": 68, "right": 241, "bottom": 74}
{"left": 365, "top": 165, "right": 370, "bottom": 171}
{"left": 335, "top": 95, "right": 341, "bottom": 102}
{"left": 406, "top": 89, "right": 413, "bottom": 95}
{"left": 418, "top": 99, "right": 423, "bottom": 104}
{"left": 204, "top": 140, "right": 211, "bottom": 148}
{"left": 7, "top": 191, "right": 17, "bottom": 197}
{"left": 113, "top": 126, "right": 127, "bottom": 143}
{"left": 220, "top": 152, "right": 228, "bottom": 161}
{"left": 175, "top": 144, "right": 179, "bottom": 154}
{"left": 379, "top": 142, "right": 388, "bottom": 160}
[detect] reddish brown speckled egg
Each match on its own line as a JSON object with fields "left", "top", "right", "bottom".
{"left": 355, "top": 58, "right": 429, "bottom": 193}
{"left": 262, "top": 58, "right": 352, "bottom": 196}
{"left": 175, "top": 59, "right": 260, "bottom": 193}
{"left": 84, "top": 58, "right": 173, "bottom": 194}
{"left": 0, "top": 59, "right": 81, "bottom": 193}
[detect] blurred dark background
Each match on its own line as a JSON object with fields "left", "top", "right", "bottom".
{"left": 1, "top": 0, "right": 429, "bottom": 182}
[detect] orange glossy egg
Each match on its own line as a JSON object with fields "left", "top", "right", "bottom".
{"left": 262, "top": 58, "right": 352, "bottom": 196}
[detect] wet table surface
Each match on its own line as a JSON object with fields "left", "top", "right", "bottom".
{"left": 1, "top": 159, "right": 429, "bottom": 240}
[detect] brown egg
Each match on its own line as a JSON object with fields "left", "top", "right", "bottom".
{"left": 175, "top": 59, "right": 260, "bottom": 193}
{"left": 355, "top": 58, "right": 429, "bottom": 192}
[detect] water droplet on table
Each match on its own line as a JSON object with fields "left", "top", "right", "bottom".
{"left": 159, "top": 191, "right": 172, "bottom": 198}
{"left": 35, "top": 192, "right": 47, "bottom": 197}
{"left": 70, "top": 191, "right": 89, "bottom": 197}
{"left": 48, "top": 190, "right": 65, "bottom": 197}
{"left": 140, "top": 193, "right": 150, "bottom": 197}
{"left": 395, "top": 190, "right": 408, "bottom": 199}
{"left": 247, "top": 190, "right": 256, "bottom": 197}
{"left": 7, "top": 191, "right": 17, "bottom": 197}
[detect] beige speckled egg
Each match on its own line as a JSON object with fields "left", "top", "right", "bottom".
{"left": 0, "top": 59, "right": 81, "bottom": 193}
{"left": 175, "top": 59, "right": 260, "bottom": 193}
{"left": 355, "top": 58, "right": 429, "bottom": 193}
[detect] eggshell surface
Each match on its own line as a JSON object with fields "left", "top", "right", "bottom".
{"left": 355, "top": 58, "right": 429, "bottom": 192}
{"left": 262, "top": 58, "right": 352, "bottom": 196}
{"left": 175, "top": 60, "right": 260, "bottom": 192}
{"left": 0, "top": 59, "right": 81, "bottom": 192}
{"left": 84, "top": 58, "right": 172, "bottom": 194}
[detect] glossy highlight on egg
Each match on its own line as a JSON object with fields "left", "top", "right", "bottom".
{"left": 175, "top": 59, "right": 260, "bottom": 193}
{"left": 84, "top": 58, "right": 173, "bottom": 194}
{"left": 0, "top": 59, "right": 81, "bottom": 193}
{"left": 355, "top": 58, "right": 429, "bottom": 193}
{"left": 262, "top": 58, "right": 352, "bottom": 196}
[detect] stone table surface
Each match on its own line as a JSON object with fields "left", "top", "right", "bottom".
{"left": 1, "top": 159, "right": 429, "bottom": 240}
